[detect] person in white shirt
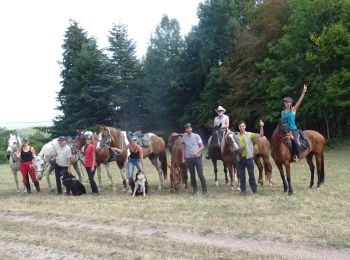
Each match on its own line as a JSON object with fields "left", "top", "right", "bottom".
{"left": 206, "top": 105, "right": 230, "bottom": 159}
{"left": 52, "top": 136, "right": 72, "bottom": 195}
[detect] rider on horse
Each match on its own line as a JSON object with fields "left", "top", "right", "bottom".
{"left": 206, "top": 105, "right": 230, "bottom": 160}
{"left": 281, "top": 84, "right": 308, "bottom": 162}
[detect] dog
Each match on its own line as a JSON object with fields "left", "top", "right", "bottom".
{"left": 132, "top": 170, "right": 148, "bottom": 197}
{"left": 62, "top": 171, "right": 86, "bottom": 196}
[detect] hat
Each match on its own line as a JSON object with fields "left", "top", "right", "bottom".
{"left": 84, "top": 133, "right": 92, "bottom": 140}
{"left": 215, "top": 106, "right": 226, "bottom": 113}
{"left": 131, "top": 136, "right": 138, "bottom": 141}
{"left": 184, "top": 123, "right": 192, "bottom": 128}
{"left": 283, "top": 97, "right": 293, "bottom": 103}
{"left": 22, "top": 137, "right": 29, "bottom": 142}
{"left": 58, "top": 136, "right": 66, "bottom": 141}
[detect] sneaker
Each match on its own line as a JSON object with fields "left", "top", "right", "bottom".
{"left": 240, "top": 191, "right": 246, "bottom": 196}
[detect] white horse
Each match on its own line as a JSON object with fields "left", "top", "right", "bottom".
{"left": 35, "top": 138, "right": 85, "bottom": 191}
{"left": 6, "top": 134, "right": 24, "bottom": 192}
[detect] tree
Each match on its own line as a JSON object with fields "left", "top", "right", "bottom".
{"left": 143, "top": 15, "right": 185, "bottom": 131}
{"left": 107, "top": 23, "right": 145, "bottom": 130}
{"left": 54, "top": 20, "right": 114, "bottom": 134}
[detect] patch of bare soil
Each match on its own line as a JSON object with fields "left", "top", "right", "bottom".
{"left": 1, "top": 212, "right": 349, "bottom": 260}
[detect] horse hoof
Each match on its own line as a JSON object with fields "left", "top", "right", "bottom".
{"left": 231, "top": 186, "right": 235, "bottom": 191}
{"left": 215, "top": 181, "right": 219, "bottom": 187}
{"left": 236, "top": 187, "right": 241, "bottom": 191}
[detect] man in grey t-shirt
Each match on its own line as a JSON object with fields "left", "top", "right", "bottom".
{"left": 182, "top": 123, "right": 208, "bottom": 195}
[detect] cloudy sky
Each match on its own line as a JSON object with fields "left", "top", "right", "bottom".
{"left": 0, "top": 0, "right": 201, "bottom": 129}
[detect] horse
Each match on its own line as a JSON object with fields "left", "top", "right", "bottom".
{"left": 167, "top": 133, "right": 188, "bottom": 192}
{"left": 100, "top": 126, "right": 168, "bottom": 190}
{"left": 220, "top": 129, "right": 240, "bottom": 189}
{"left": 271, "top": 122, "right": 325, "bottom": 195}
{"left": 35, "top": 138, "right": 85, "bottom": 191}
{"left": 76, "top": 129, "right": 129, "bottom": 192}
{"left": 6, "top": 134, "right": 24, "bottom": 192}
{"left": 254, "top": 136, "right": 273, "bottom": 186}
{"left": 207, "top": 126, "right": 230, "bottom": 187}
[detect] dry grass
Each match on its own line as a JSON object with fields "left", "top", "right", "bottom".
{"left": 0, "top": 147, "right": 349, "bottom": 259}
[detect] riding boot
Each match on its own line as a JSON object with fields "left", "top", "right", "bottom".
{"left": 34, "top": 181, "right": 41, "bottom": 192}
{"left": 25, "top": 182, "right": 31, "bottom": 194}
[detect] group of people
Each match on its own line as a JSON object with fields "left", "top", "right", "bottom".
{"left": 184, "top": 84, "right": 308, "bottom": 195}
{"left": 16, "top": 84, "right": 307, "bottom": 196}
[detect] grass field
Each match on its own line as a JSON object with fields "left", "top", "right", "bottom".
{"left": 0, "top": 146, "right": 349, "bottom": 259}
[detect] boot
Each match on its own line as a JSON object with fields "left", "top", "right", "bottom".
{"left": 25, "top": 182, "right": 31, "bottom": 194}
{"left": 34, "top": 181, "right": 41, "bottom": 192}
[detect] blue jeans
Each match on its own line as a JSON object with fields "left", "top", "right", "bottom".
{"left": 128, "top": 159, "right": 142, "bottom": 182}
{"left": 237, "top": 158, "right": 257, "bottom": 193}
{"left": 186, "top": 156, "right": 207, "bottom": 193}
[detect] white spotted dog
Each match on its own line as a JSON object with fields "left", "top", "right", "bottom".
{"left": 133, "top": 170, "right": 148, "bottom": 197}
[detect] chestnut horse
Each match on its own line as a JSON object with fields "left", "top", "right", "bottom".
{"left": 167, "top": 133, "right": 188, "bottom": 192}
{"left": 100, "top": 126, "right": 168, "bottom": 190}
{"left": 254, "top": 136, "right": 273, "bottom": 186}
{"left": 271, "top": 123, "right": 325, "bottom": 195}
{"left": 76, "top": 129, "right": 129, "bottom": 191}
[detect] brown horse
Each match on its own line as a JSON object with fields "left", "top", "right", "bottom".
{"left": 271, "top": 123, "right": 325, "bottom": 195}
{"left": 75, "top": 129, "right": 128, "bottom": 191}
{"left": 254, "top": 136, "right": 273, "bottom": 186}
{"left": 100, "top": 126, "right": 168, "bottom": 190}
{"left": 167, "top": 133, "right": 188, "bottom": 192}
{"left": 221, "top": 129, "right": 239, "bottom": 189}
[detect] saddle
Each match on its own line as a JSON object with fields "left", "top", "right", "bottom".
{"left": 278, "top": 122, "right": 310, "bottom": 153}
{"left": 128, "top": 131, "right": 150, "bottom": 147}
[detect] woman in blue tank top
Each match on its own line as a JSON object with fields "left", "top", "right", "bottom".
{"left": 281, "top": 84, "right": 308, "bottom": 162}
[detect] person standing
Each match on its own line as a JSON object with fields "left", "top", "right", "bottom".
{"left": 19, "top": 137, "right": 40, "bottom": 193}
{"left": 81, "top": 133, "right": 98, "bottom": 195}
{"left": 281, "top": 84, "right": 308, "bottom": 162}
{"left": 112, "top": 136, "right": 145, "bottom": 194}
{"left": 182, "top": 123, "right": 208, "bottom": 195}
{"left": 206, "top": 105, "right": 230, "bottom": 159}
{"left": 235, "top": 120, "right": 264, "bottom": 195}
{"left": 52, "top": 136, "right": 72, "bottom": 195}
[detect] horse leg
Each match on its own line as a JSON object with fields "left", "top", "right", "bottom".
{"left": 212, "top": 159, "right": 219, "bottom": 187}
{"left": 104, "top": 164, "right": 116, "bottom": 192}
{"left": 306, "top": 153, "right": 315, "bottom": 188}
{"left": 315, "top": 153, "right": 323, "bottom": 188}
{"left": 254, "top": 156, "right": 264, "bottom": 186}
{"left": 119, "top": 166, "right": 127, "bottom": 192}
{"left": 276, "top": 162, "right": 287, "bottom": 192}
{"left": 262, "top": 155, "right": 273, "bottom": 186}
{"left": 97, "top": 165, "right": 102, "bottom": 191}
{"left": 285, "top": 163, "right": 293, "bottom": 195}
{"left": 227, "top": 164, "right": 234, "bottom": 189}
{"left": 72, "top": 162, "right": 83, "bottom": 183}
{"left": 150, "top": 156, "right": 164, "bottom": 191}
{"left": 223, "top": 162, "right": 229, "bottom": 186}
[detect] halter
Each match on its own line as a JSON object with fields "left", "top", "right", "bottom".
{"left": 100, "top": 127, "right": 121, "bottom": 157}
{"left": 7, "top": 135, "right": 21, "bottom": 162}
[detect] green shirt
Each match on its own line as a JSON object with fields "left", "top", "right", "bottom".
{"left": 239, "top": 132, "right": 255, "bottom": 158}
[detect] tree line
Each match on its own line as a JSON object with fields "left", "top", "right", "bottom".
{"left": 54, "top": 0, "right": 350, "bottom": 139}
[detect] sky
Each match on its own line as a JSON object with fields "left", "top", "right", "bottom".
{"left": 0, "top": 0, "right": 201, "bottom": 129}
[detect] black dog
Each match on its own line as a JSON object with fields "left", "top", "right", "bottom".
{"left": 62, "top": 171, "right": 86, "bottom": 196}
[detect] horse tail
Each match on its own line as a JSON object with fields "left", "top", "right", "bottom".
{"left": 320, "top": 151, "right": 325, "bottom": 184}
{"left": 160, "top": 150, "right": 167, "bottom": 180}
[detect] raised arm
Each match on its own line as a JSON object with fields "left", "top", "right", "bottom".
{"left": 112, "top": 144, "right": 130, "bottom": 154}
{"left": 293, "top": 84, "right": 307, "bottom": 112}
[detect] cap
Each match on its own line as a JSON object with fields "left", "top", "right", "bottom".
{"left": 131, "top": 136, "right": 138, "bottom": 141}
{"left": 22, "top": 137, "right": 29, "bottom": 142}
{"left": 184, "top": 123, "right": 192, "bottom": 128}
{"left": 58, "top": 136, "right": 67, "bottom": 141}
{"left": 283, "top": 97, "right": 293, "bottom": 103}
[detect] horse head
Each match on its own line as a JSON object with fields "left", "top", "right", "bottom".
{"left": 224, "top": 131, "right": 239, "bottom": 153}
{"left": 6, "top": 134, "right": 21, "bottom": 155}
{"left": 33, "top": 155, "right": 45, "bottom": 180}
{"left": 168, "top": 163, "right": 181, "bottom": 192}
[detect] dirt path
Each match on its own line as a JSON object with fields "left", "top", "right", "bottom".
{"left": 1, "top": 212, "right": 349, "bottom": 260}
